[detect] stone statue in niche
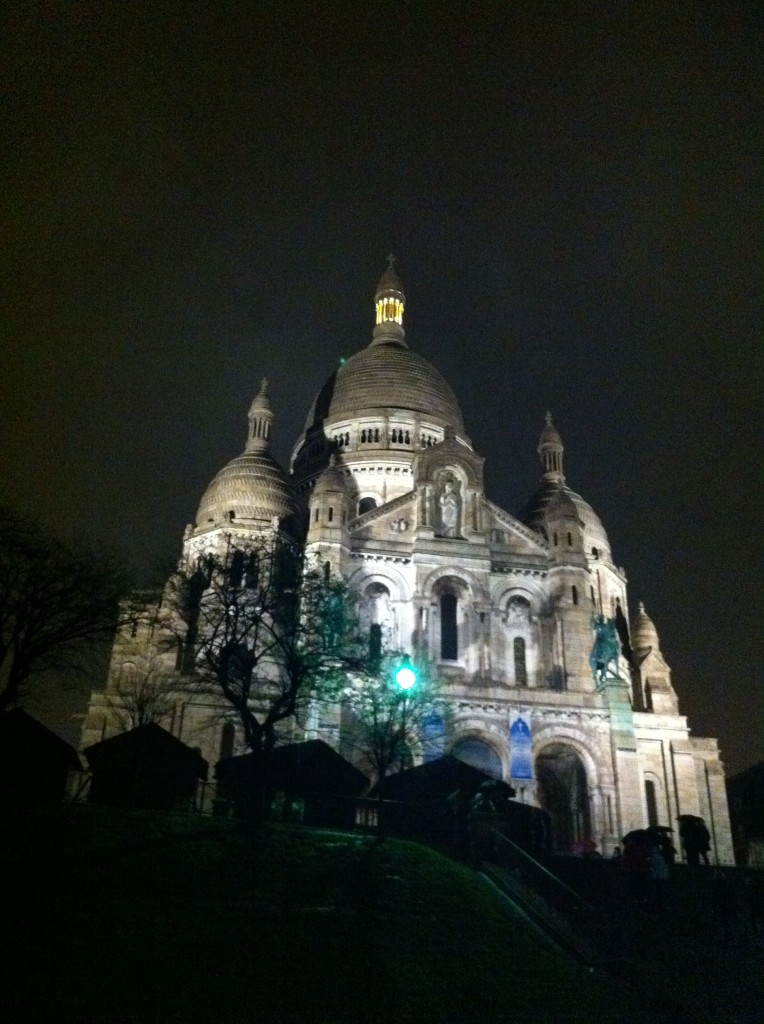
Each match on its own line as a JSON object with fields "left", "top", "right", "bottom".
{"left": 435, "top": 474, "right": 461, "bottom": 537}
{"left": 505, "top": 597, "right": 531, "bottom": 626}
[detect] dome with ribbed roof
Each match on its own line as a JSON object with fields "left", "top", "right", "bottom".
{"left": 545, "top": 483, "right": 580, "bottom": 522}
{"left": 302, "top": 343, "right": 466, "bottom": 436}
{"left": 195, "top": 452, "right": 297, "bottom": 528}
{"left": 631, "top": 602, "right": 660, "bottom": 654}
{"left": 518, "top": 414, "right": 611, "bottom": 559}
{"left": 193, "top": 382, "right": 297, "bottom": 532}
{"left": 312, "top": 456, "right": 348, "bottom": 495}
{"left": 518, "top": 480, "right": 611, "bottom": 557}
{"left": 293, "top": 263, "right": 468, "bottom": 475}
{"left": 539, "top": 410, "right": 563, "bottom": 448}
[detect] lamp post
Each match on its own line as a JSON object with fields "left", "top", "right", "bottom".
{"left": 394, "top": 654, "right": 417, "bottom": 691}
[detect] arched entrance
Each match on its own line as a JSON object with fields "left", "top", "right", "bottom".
{"left": 451, "top": 737, "right": 503, "bottom": 780}
{"left": 535, "top": 744, "right": 591, "bottom": 853}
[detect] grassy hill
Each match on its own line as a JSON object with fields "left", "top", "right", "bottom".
{"left": 2, "top": 804, "right": 669, "bottom": 1023}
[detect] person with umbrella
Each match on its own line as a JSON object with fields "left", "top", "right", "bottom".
{"left": 645, "top": 825, "right": 677, "bottom": 869}
{"left": 621, "top": 829, "right": 651, "bottom": 902}
{"left": 678, "top": 814, "right": 711, "bottom": 866}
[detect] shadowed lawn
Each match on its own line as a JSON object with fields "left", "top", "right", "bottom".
{"left": 3, "top": 804, "right": 663, "bottom": 1023}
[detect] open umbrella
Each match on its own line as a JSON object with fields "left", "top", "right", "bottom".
{"left": 622, "top": 829, "right": 649, "bottom": 845}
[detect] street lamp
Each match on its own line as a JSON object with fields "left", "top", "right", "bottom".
{"left": 395, "top": 654, "right": 417, "bottom": 691}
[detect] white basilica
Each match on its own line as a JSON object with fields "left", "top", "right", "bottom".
{"left": 81, "top": 262, "right": 733, "bottom": 861}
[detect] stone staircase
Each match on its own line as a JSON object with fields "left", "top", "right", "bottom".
{"left": 483, "top": 833, "right": 764, "bottom": 1024}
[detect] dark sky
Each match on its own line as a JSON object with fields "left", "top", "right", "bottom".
{"left": 1, "top": 2, "right": 761, "bottom": 774}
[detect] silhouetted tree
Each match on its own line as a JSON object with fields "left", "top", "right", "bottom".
{"left": 0, "top": 506, "right": 130, "bottom": 714}
{"left": 106, "top": 658, "right": 181, "bottom": 732}
{"left": 164, "top": 536, "right": 363, "bottom": 765}
{"left": 341, "top": 655, "right": 448, "bottom": 788}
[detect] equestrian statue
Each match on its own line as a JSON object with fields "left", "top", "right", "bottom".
{"left": 589, "top": 614, "right": 621, "bottom": 685}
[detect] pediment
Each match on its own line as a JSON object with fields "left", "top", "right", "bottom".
{"left": 413, "top": 436, "right": 485, "bottom": 490}
{"left": 483, "top": 499, "right": 549, "bottom": 555}
{"left": 348, "top": 491, "right": 416, "bottom": 539}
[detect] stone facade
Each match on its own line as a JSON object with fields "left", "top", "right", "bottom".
{"left": 81, "top": 263, "right": 734, "bottom": 862}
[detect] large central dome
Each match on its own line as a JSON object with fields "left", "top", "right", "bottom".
{"left": 303, "top": 342, "right": 466, "bottom": 434}
{"left": 292, "top": 262, "right": 468, "bottom": 479}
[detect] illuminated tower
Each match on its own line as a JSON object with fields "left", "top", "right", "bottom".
{"left": 372, "top": 254, "right": 405, "bottom": 344}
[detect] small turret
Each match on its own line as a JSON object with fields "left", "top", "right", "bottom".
{"left": 629, "top": 603, "right": 678, "bottom": 714}
{"left": 371, "top": 255, "right": 406, "bottom": 347}
{"left": 631, "top": 602, "right": 660, "bottom": 658}
{"left": 307, "top": 455, "right": 349, "bottom": 550}
{"left": 545, "top": 483, "right": 586, "bottom": 564}
{"left": 538, "top": 412, "right": 564, "bottom": 482}
{"left": 246, "top": 379, "right": 274, "bottom": 452}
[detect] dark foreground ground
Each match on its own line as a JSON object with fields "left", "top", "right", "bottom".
{"left": 1, "top": 805, "right": 760, "bottom": 1023}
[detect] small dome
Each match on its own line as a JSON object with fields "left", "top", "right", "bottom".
{"left": 313, "top": 457, "right": 348, "bottom": 495}
{"left": 520, "top": 414, "right": 611, "bottom": 558}
{"left": 631, "top": 603, "right": 660, "bottom": 653}
{"left": 517, "top": 480, "right": 611, "bottom": 558}
{"left": 195, "top": 450, "right": 297, "bottom": 528}
{"left": 193, "top": 385, "right": 297, "bottom": 531}
{"left": 545, "top": 484, "right": 580, "bottom": 523}
{"left": 249, "top": 378, "right": 272, "bottom": 418}
{"left": 539, "top": 411, "right": 563, "bottom": 448}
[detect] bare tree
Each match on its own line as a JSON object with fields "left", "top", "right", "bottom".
{"left": 0, "top": 506, "right": 130, "bottom": 714}
{"left": 340, "top": 654, "right": 449, "bottom": 787}
{"left": 164, "top": 535, "right": 362, "bottom": 764}
{"left": 106, "top": 658, "right": 181, "bottom": 732}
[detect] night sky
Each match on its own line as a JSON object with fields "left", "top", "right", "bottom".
{"left": 1, "top": 2, "right": 761, "bottom": 774}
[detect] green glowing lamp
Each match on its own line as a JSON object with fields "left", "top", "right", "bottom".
{"left": 395, "top": 655, "right": 417, "bottom": 691}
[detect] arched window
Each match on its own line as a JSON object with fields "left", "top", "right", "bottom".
{"left": 327, "top": 506, "right": 334, "bottom": 522}
{"left": 572, "top": 585, "right": 578, "bottom": 605}
{"left": 440, "top": 593, "right": 458, "bottom": 660}
{"left": 567, "top": 531, "right": 573, "bottom": 546}
{"left": 450, "top": 737, "right": 502, "bottom": 779}
{"left": 230, "top": 550, "right": 244, "bottom": 587}
{"left": 553, "top": 532, "right": 558, "bottom": 546}
{"left": 219, "top": 722, "right": 235, "bottom": 761}
{"left": 245, "top": 553, "right": 259, "bottom": 589}
{"left": 513, "top": 637, "right": 527, "bottom": 685}
{"left": 592, "top": 547, "right": 599, "bottom": 559}
{"left": 645, "top": 680, "right": 654, "bottom": 712}
{"left": 506, "top": 596, "right": 531, "bottom": 624}
{"left": 369, "top": 623, "right": 382, "bottom": 669}
{"left": 358, "top": 497, "right": 377, "bottom": 515}
{"left": 644, "top": 779, "right": 658, "bottom": 827}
